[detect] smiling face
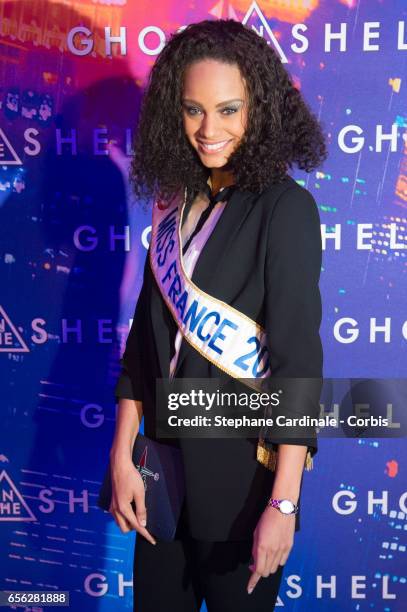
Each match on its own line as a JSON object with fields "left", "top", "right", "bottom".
{"left": 181, "top": 59, "right": 248, "bottom": 170}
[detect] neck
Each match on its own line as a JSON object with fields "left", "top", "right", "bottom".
{"left": 209, "top": 169, "right": 235, "bottom": 195}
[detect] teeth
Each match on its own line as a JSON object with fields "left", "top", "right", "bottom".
{"left": 200, "top": 140, "right": 229, "bottom": 151}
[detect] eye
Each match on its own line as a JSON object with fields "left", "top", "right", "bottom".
{"left": 184, "top": 106, "right": 202, "bottom": 116}
{"left": 183, "top": 106, "right": 239, "bottom": 116}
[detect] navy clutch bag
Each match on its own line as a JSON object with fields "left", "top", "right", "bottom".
{"left": 97, "top": 433, "right": 185, "bottom": 542}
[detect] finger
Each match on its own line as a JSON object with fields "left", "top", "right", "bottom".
{"left": 247, "top": 571, "right": 261, "bottom": 595}
{"left": 117, "top": 503, "right": 139, "bottom": 530}
{"left": 261, "top": 551, "right": 271, "bottom": 578}
{"left": 267, "top": 549, "right": 288, "bottom": 574}
{"left": 131, "top": 492, "right": 156, "bottom": 545}
{"left": 109, "top": 500, "right": 130, "bottom": 530}
{"left": 248, "top": 545, "right": 267, "bottom": 593}
{"left": 112, "top": 510, "right": 131, "bottom": 533}
{"left": 119, "top": 506, "right": 157, "bottom": 544}
{"left": 133, "top": 492, "right": 147, "bottom": 527}
{"left": 254, "top": 546, "right": 268, "bottom": 577}
{"left": 251, "top": 551, "right": 270, "bottom": 578}
{"left": 278, "top": 550, "right": 290, "bottom": 567}
{"left": 271, "top": 549, "right": 290, "bottom": 572}
{"left": 266, "top": 549, "right": 280, "bottom": 575}
{"left": 120, "top": 505, "right": 157, "bottom": 545}
{"left": 270, "top": 540, "right": 293, "bottom": 573}
{"left": 136, "top": 524, "right": 157, "bottom": 545}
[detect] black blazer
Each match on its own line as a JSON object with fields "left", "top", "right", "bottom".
{"left": 115, "top": 174, "right": 323, "bottom": 541}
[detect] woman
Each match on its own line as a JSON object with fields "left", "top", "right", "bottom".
{"left": 108, "top": 18, "right": 327, "bottom": 611}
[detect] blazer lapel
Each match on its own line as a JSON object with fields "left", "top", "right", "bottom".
{"left": 172, "top": 187, "right": 255, "bottom": 377}
{"left": 150, "top": 272, "right": 173, "bottom": 378}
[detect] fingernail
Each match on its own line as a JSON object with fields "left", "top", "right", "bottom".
{"left": 140, "top": 519, "right": 146, "bottom": 526}
{"left": 247, "top": 587, "right": 254, "bottom": 595}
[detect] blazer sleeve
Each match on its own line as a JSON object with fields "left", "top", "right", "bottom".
{"left": 263, "top": 184, "right": 323, "bottom": 457}
{"left": 114, "top": 250, "right": 150, "bottom": 402}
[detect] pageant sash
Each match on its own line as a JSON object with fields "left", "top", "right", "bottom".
{"left": 149, "top": 188, "right": 314, "bottom": 471}
{"left": 149, "top": 188, "right": 271, "bottom": 387}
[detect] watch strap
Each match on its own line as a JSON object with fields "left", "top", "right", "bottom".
{"left": 267, "top": 497, "right": 299, "bottom": 514}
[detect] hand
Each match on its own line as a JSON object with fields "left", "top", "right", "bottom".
{"left": 109, "top": 457, "right": 157, "bottom": 545}
{"left": 247, "top": 505, "right": 295, "bottom": 594}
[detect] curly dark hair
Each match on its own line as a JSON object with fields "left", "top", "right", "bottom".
{"left": 130, "top": 18, "right": 328, "bottom": 207}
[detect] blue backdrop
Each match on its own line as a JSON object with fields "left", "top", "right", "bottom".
{"left": 0, "top": 1, "right": 406, "bottom": 610}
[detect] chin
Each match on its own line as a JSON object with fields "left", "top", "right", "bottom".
{"left": 200, "top": 158, "right": 229, "bottom": 168}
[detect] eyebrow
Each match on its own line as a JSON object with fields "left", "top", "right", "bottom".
{"left": 182, "top": 98, "right": 243, "bottom": 108}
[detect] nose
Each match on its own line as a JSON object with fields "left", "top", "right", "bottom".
{"left": 197, "top": 112, "right": 222, "bottom": 140}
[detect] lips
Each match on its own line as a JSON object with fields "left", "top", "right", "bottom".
{"left": 197, "top": 139, "right": 232, "bottom": 154}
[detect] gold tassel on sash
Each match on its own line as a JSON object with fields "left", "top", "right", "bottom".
{"left": 256, "top": 440, "right": 314, "bottom": 472}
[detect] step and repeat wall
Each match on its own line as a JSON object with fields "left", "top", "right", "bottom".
{"left": 0, "top": 1, "right": 406, "bottom": 610}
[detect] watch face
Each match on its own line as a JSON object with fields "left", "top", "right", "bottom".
{"left": 279, "top": 499, "right": 295, "bottom": 514}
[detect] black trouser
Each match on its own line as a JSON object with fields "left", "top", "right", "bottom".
{"left": 133, "top": 503, "right": 285, "bottom": 611}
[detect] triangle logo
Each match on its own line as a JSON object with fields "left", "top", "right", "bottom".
{"left": 0, "top": 305, "right": 29, "bottom": 352}
{"left": 0, "top": 128, "right": 22, "bottom": 165}
{"left": 0, "top": 469, "right": 37, "bottom": 522}
{"left": 242, "top": 1, "right": 289, "bottom": 63}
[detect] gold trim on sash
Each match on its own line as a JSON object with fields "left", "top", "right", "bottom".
{"left": 257, "top": 440, "right": 314, "bottom": 472}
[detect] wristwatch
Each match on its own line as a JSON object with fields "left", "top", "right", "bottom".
{"left": 267, "top": 497, "right": 299, "bottom": 515}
